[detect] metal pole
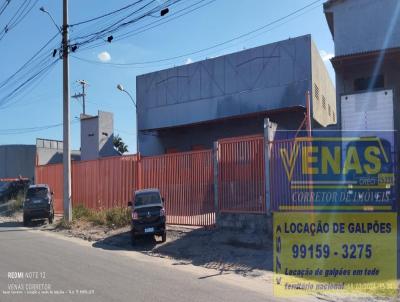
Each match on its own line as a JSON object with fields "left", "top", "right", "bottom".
{"left": 213, "top": 141, "right": 219, "bottom": 225}
{"left": 264, "top": 118, "right": 271, "bottom": 215}
{"left": 123, "top": 90, "right": 139, "bottom": 153}
{"left": 82, "top": 82, "right": 86, "bottom": 115}
{"left": 62, "top": 0, "right": 72, "bottom": 222}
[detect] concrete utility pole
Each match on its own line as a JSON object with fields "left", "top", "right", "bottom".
{"left": 72, "top": 80, "right": 89, "bottom": 116}
{"left": 62, "top": 0, "right": 72, "bottom": 222}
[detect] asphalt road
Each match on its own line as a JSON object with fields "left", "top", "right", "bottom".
{"left": 0, "top": 221, "right": 274, "bottom": 302}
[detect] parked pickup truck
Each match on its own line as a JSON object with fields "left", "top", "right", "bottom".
{"left": 128, "top": 188, "right": 166, "bottom": 245}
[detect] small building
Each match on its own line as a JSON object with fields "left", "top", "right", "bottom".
{"left": 324, "top": 0, "right": 399, "bottom": 143}
{"left": 136, "top": 34, "right": 336, "bottom": 156}
{"left": 80, "top": 110, "right": 120, "bottom": 161}
{"left": 36, "top": 138, "right": 81, "bottom": 165}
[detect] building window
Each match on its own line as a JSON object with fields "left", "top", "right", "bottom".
{"left": 328, "top": 104, "right": 331, "bottom": 117}
{"left": 333, "top": 111, "right": 336, "bottom": 122}
{"left": 354, "top": 74, "right": 384, "bottom": 91}
{"left": 322, "top": 96, "right": 326, "bottom": 110}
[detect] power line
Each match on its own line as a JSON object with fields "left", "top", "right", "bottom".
{"left": 0, "top": 33, "right": 58, "bottom": 88}
{"left": 72, "top": 0, "right": 322, "bottom": 66}
{"left": 0, "top": 0, "right": 11, "bottom": 18}
{"left": 71, "top": 0, "right": 182, "bottom": 49}
{"left": 78, "top": 0, "right": 216, "bottom": 52}
{"left": 0, "top": 0, "right": 38, "bottom": 41}
{"left": 0, "top": 118, "right": 79, "bottom": 135}
{"left": 0, "top": 59, "right": 60, "bottom": 109}
{"left": 69, "top": 0, "right": 146, "bottom": 27}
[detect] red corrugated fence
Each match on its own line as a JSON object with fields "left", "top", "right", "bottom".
{"left": 217, "top": 135, "right": 266, "bottom": 213}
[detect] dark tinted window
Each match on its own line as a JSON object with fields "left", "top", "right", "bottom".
{"left": 135, "top": 192, "right": 161, "bottom": 207}
{"left": 354, "top": 74, "right": 384, "bottom": 91}
{"left": 27, "top": 188, "right": 48, "bottom": 199}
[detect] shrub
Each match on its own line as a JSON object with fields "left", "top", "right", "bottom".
{"left": 105, "top": 207, "right": 131, "bottom": 228}
{"left": 72, "top": 204, "right": 92, "bottom": 220}
{"left": 71, "top": 204, "right": 130, "bottom": 228}
{"left": 7, "top": 192, "right": 25, "bottom": 213}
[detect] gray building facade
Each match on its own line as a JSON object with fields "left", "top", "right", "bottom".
{"left": 0, "top": 145, "right": 36, "bottom": 180}
{"left": 36, "top": 138, "right": 81, "bottom": 165}
{"left": 80, "top": 111, "right": 120, "bottom": 161}
{"left": 136, "top": 34, "right": 336, "bottom": 155}
{"left": 324, "top": 0, "right": 400, "bottom": 133}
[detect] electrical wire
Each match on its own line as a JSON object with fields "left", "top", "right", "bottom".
{"left": 0, "top": 59, "right": 60, "bottom": 109}
{"left": 0, "top": 0, "right": 11, "bottom": 18}
{"left": 78, "top": 0, "right": 216, "bottom": 52}
{"left": 0, "top": 0, "right": 38, "bottom": 41}
{"left": 0, "top": 118, "right": 79, "bottom": 135}
{"left": 71, "top": 0, "right": 183, "bottom": 49}
{"left": 69, "top": 0, "right": 146, "bottom": 27}
{"left": 72, "top": 0, "right": 323, "bottom": 66}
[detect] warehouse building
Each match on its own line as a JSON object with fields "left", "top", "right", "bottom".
{"left": 136, "top": 34, "right": 336, "bottom": 156}
{"left": 0, "top": 145, "right": 36, "bottom": 180}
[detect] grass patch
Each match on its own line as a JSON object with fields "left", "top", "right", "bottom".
{"left": 72, "top": 204, "right": 130, "bottom": 228}
{"left": 7, "top": 193, "right": 25, "bottom": 213}
{"left": 56, "top": 218, "right": 72, "bottom": 229}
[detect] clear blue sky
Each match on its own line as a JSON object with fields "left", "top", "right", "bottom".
{"left": 0, "top": 0, "right": 334, "bottom": 153}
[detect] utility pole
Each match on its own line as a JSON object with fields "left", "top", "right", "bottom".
{"left": 62, "top": 0, "right": 72, "bottom": 222}
{"left": 72, "top": 80, "right": 88, "bottom": 116}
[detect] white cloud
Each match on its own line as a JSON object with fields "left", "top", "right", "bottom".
{"left": 320, "top": 50, "right": 334, "bottom": 62}
{"left": 97, "top": 51, "right": 111, "bottom": 62}
{"left": 185, "top": 58, "right": 193, "bottom": 65}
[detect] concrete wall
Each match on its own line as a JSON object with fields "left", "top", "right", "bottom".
{"left": 137, "top": 35, "right": 313, "bottom": 131}
{"left": 81, "top": 115, "right": 99, "bottom": 161}
{"left": 0, "top": 145, "right": 36, "bottom": 180}
{"left": 216, "top": 213, "right": 273, "bottom": 238}
{"left": 324, "top": 0, "right": 400, "bottom": 56}
{"left": 98, "top": 111, "right": 116, "bottom": 158}
{"left": 136, "top": 34, "right": 335, "bottom": 155}
{"left": 311, "top": 40, "right": 337, "bottom": 127}
{"left": 139, "top": 109, "right": 305, "bottom": 156}
{"left": 36, "top": 138, "right": 81, "bottom": 165}
{"left": 81, "top": 111, "right": 119, "bottom": 161}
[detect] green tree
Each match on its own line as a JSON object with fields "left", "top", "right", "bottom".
{"left": 113, "top": 134, "right": 128, "bottom": 154}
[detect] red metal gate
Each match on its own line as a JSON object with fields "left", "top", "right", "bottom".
{"left": 217, "top": 135, "right": 266, "bottom": 213}
{"left": 141, "top": 150, "right": 215, "bottom": 226}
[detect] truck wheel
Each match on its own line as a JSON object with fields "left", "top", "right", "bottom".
{"left": 161, "top": 232, "right": 166, "bottom": 243}
{"left": 48, "top": 212, "right": 54, "bottom": 224}
{"left": 131, "top": 231, "right": 136, "bottom": 246}
{"left": 23, "top": 216, "right": 30, "bottom": 226}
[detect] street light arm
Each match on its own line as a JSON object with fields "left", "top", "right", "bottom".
{"left": 123, "top": 90, "right": 136, "bottom": 107}
{"left": 40, "top": 8, "right": 62, "bottom": 34}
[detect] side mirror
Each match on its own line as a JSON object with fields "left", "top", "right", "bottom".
{"left": 127, "top": 201, "right": 132, "bottom": 207}
{"left": 51, "top": 191, "right": 54, "bottom": 195}
{"left": 162, "top": 197, "right": 165, "bottom": 203}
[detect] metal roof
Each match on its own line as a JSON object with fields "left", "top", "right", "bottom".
{"left": 331, "top": 47, "right": 400, "bottom": 63}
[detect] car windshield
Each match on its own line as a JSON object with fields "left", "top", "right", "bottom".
{"left": 27, "top": 187, "right": 48, "bottom": 199}
{"left": 134, "top": 192, "right": 161, "bottom": 207}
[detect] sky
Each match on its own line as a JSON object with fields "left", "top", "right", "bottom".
{"left": 0, "top": 0, "right": 335, "bottom": 153}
